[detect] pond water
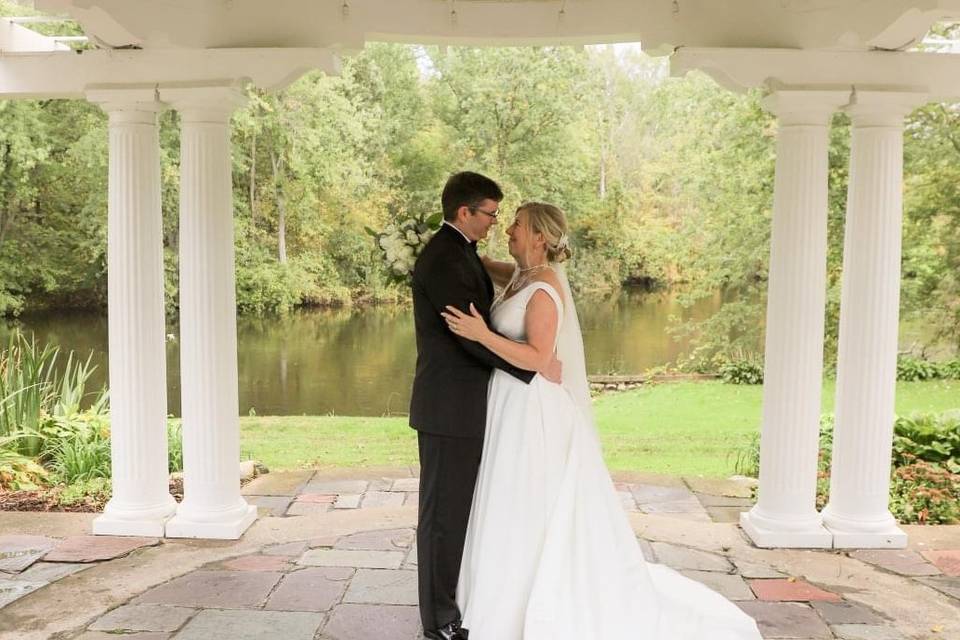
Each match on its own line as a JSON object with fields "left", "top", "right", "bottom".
{"left": 0, "top": 289, "right": 724, "bottom": 416}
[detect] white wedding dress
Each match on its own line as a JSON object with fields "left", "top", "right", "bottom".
{"left": 456, "top": 275, "right": 762, "bottom": 640}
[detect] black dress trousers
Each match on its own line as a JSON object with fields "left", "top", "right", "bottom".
{"left": 416, "top": 431, "right": 484, "bottom": 631}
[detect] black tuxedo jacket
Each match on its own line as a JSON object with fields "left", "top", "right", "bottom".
{"left": 409, "top": 223, "right": 535, "bottom": 438}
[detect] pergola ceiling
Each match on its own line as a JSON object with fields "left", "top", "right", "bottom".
{"left": 32, "top": 0, "right": 960, "bottom": 53}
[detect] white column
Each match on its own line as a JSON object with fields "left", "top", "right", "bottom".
{"left": 822, "top": 91, "right": 925, "bottom": 549}
{"left": 740, "top": 90, "right": 849, "bottom": 549}
{"left": 88, "top": 89, "right": 177, "bottom": 537}
{"left": 163, "top": 85, "right": 257, "bottom": 539}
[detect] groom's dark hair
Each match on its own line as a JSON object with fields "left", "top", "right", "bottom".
{"left": 442, "top": 171, "right": 503, "bottom": 221}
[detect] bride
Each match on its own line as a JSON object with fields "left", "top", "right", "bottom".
{"left": 440, "top": 202, "right": 761, "bottom": 640}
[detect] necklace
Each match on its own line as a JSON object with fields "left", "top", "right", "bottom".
{"left": 494, "top": 262, "right": 550, "bottom": 306}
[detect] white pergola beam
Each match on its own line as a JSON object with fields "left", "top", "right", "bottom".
{"left": 672, "top": 48, "right": 960, "bottom": 101}
{"left": 0, "top": 17, "right": 71, "bottom": 53}
{"left": 0, "top": 47, "right": 340, "bottom": 99}
{"left": 34, "top": 0, "right": 960, "bottom": 53}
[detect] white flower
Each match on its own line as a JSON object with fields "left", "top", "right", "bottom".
{"left": 385, "top": 224, "right": 396, "bottom": 234}
{"left": 406, "top": 230, "right": 419, "bottom": 244}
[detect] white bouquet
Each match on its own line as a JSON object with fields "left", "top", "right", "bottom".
{"left": 367, "top": 212, "right": 442, "bottom": 282}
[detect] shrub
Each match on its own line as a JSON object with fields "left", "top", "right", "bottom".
{"left": 717, "top": 353, "right": 764, "bottom": 385}
{"left": 0, "top": 435, "right": 48, "bottom": 490}
{"left": 941, "top": 359, "right": 960, "bottom": 380}
{"left": 0, "top": 330, "right": 106, "bottom": 458}
{"left": 167, "top": 419, "right": 183, "bottom": 473}
{"left": 889, "top": 458, "right": 960, "bottom": 524}
{"left": 892, "top": 412, "right": 960, "bottom": 472}
{"left": 46, "top": 409, "right": 112, "bottom": 484}
{"left": 57, "top": 477, "right": 112, "bottom": 509}
{"left": 896, "top": 355, "right": 941, "bottom": 382}
{"left": 734, "top": 411, "right": 960, "bottom": 524}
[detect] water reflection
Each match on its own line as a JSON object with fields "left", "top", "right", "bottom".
{"left": 1, "top": 289, "right": 720, "bottom": 416}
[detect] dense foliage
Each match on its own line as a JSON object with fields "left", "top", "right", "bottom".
{"left": 736, "top": 411, "right": 960, "bottom": 524}
{"left": 1, "top": 3, "right": 958, "bottom": 363}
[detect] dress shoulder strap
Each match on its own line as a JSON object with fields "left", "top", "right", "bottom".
{"left": 524, "top": 281, "right": 564, "bottom": 318}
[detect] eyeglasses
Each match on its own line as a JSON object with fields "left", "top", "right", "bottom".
{"left": 469, "top": 205, "right": 500, "bottom": 219}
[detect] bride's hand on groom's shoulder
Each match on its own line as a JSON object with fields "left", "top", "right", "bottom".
{"left": 441, "top": 303, "right": 490, "bottom": 342}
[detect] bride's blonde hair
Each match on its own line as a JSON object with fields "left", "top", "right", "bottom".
{"left": 517, "top": 202, "right": 573, "bottom": 264}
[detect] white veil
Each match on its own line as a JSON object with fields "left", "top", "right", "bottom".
{"left": 552, "top": 262, "right": 595, "bottom": 427}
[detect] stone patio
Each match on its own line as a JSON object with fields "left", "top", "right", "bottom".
{"left": 0, "top": 468, "right": 958, "bottom": 639}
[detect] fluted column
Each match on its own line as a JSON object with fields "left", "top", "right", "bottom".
{"left": 163, "top": 85, "right": 256, "bottom": 539}
{"left": 88, "top": 88, "right": 177, "bottom": 537}
{"left": 822, "top": 91, "right": 926, "bottom": 549}
{"left": 740, "top": 90, "right": 849, "bottom": 549}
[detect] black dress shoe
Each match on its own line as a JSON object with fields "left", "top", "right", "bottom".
{"left": 424, "top": 620, "right": 466, "bottom": 640}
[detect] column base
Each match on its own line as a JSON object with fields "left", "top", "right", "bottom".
{"left": 165, "top": 503, "right": 257, "bottom": 540}
{"left": 822, "top": 507, "right": 907, "bottom": 549}
{"left": 740, "top": 509, "right": 833, "bottom": 548}
{"left": 93, "top": 496, "right": 177, "bottom": 537}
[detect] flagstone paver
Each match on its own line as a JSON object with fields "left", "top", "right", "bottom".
{"left": 344, "top": 569, "right": 418, "bottom": 605}
{"left": 287, "top": 502, "right": 333, "bottom": 517}
{"left": 0, "top": 534, "right": 59, "bottom": 573}
{"left": 915, "top": 575, "right": 960, "bottom": 600}
{"left": 2, "top": 471, "right": 940, "bottom": 640}
{"left": 0, "top": 579, "right": 46, "bottom": 607}
{"left": 737, "top": 602, "right": 833, "bottom": 639}
{"left": 265, "top": 567, "right": 353, "bottom": 612}
{"left": 75, "top": 632, "right": 171, "bottom": 640}
{"left": 811, "top": 601, "right": 886, "bottom": 625}
{"left": 333, "top": 493, "right": 362, "bottom": 509}
{"left": 241, "top": 469, "right": 315, "bottom": 497}
{"left": 299, "top": 549, "right": 405, "bottom": 570}
{"left": 749, "top": 578, "right": 842, "bottom": 602}
{"left": 920, "top": 549, "right": 960, "bottom": 576}
{"left": 88, "top": 603, "right": 195, "bottom": 633}
{"left": 219, "top": 554, "right": 293, "bottom": 572}
{"left": 334, "top": 528, "right": 415, "bottom": 551}
{"left": 175, "top": 609, "right": 324, "bottom": 640}
{"left": 733, "top": 559, "right": 785, "bottom": 579}
{"left": 681, "top": 570, "right": 755, "bottom": 600}
{"left": 135, "top": 570, "right": 283, "bottom": 608}
{"left": 848, "top": 548, "right": 941, "bottom": 577}
{"left": 684, "top": 476, "right": 755, "bottom": 498}
{"left": 321, "top": 603, "right": 420, "bottom": 640}
{"left": 630, "top": 484, "right": 696, "bottom": 504}
{"left": 246, "top": 495, "right": 293, "bottom": 516}
{"left": 360, "top": 491, "right": 406, "bottom": 509}
{"left": 303, "top": 480, "right": 369, "bottom": 495}
{"left": 706, "top": 506, "right": 750, "bottom": 523}
{"left": 1, "top": 560, "right": 87, "bottom": 583}
{"left": 830, "top": 624, "right": 907, "bottom": 640}
{"left": 43, "top": 535, "right": 159, "bottom": 563}
{"left": 390, "top": 478, "right": 420, "bottom": 492}
{"left": 694, "top": 492, "right": 755, "bottom": 508}
{"left": 262, "top": 541, "right": 310, "bottom": 557}
{"left": 295, "top": 493, "right": 338, "bottom": 504}
{"left": 649, "top": 541, "right": 734, "bottom": 572}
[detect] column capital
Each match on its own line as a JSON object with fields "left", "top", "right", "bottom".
{"left": 762, "top": 89, "right": 851, "bottom": 126}
{"left": 846, "top": 89, "right": 928, "bottom": 127}
{"left": 160, "top": 82, "right": 248, "bottom": 124}
{"left": 85, "top": 85, "right": 163, "bottom": 124}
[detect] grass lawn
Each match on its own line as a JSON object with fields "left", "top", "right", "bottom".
{"left": 239, "top": 379, "right": 960, "bottom": 478}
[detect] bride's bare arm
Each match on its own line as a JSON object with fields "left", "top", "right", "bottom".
{"left": 481, "top": 255, "right": 515, "bottom": 289}
{"left": 442, "top": 290, "right": 560, "bottom": 373}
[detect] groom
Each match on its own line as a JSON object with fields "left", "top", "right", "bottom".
{"left": 410, "top": 171, "right": 560, "bottom": 640}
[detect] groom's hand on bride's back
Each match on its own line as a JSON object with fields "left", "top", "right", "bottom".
{"left": 542, "top": 355, "right": 562, "bottom": 384}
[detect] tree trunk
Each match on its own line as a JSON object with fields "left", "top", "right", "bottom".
{"left": 271, "top": 150, "right": 288, "bottom": 265}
